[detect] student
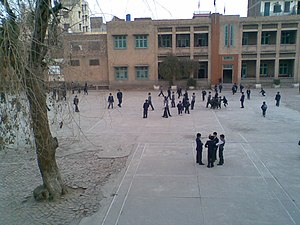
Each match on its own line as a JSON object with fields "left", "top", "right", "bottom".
{"left": 222, "top": 96, "right": 228, "bottom": 107}
{"left": 240, "top": 92, "right": 245, "bottom": 108}
{"left": 162, "top": 96, "right": 171, "bottom": 118}
{"left": 143, "top": 99, "right": 149, "bottom": 118}
{"left": 177, "top": 101, "right": 183, "bottom": 115}
{"left": 202, "top": 90, "right": 207, "bottom": 101}
{"left": 217, "top": 134, "right": 225, "bottom": 165}
{"left": 206, "top": 91, "right": 211, "bottom": 108}
{"left": 158, "top": 86, "right": 164, "bottom": 97}
{"left": 275, "top": 92, "right": 281, "bottom": 107}
{"left": 191, "top": 93, "right": 196, "bottom": 110}
{"left": 117, "top": 90, "right": 123, "bottom": 107}
{"left": 261, "top": 101, "right": 268, "bottom": 117}
{"left": 205, "top": 135, "right": 216, "bottom": 168}
{"left": 108, "top": 93, "right": 114, "bottom": 109}
{"left": 246, "top": 88, "right": 251, "bottom": 100}
{"left": 171, "top": 91, "right": 176, "bottom": 108}
{"left": 260, "top": 88, "right": 266, "bottom": 96}
{"left": 196, "top": 133, "right": 204, "bottom": 165}
{"left": 212, "top": 132, "right": 219, "bottom": 162}
{"left": 73, "top": 95, "right": 79, "bottom": 112}
{"left": 148, "top": 92, "right": 154, "bottom": 110}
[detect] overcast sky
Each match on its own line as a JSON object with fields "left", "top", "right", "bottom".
{"left": 87, "top": 0, "right": 248, "bottom": 23}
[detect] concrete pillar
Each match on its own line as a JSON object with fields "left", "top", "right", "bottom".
{"left": 256, "top": 24, "right": 262, "bottom": 83}
{"left": 274, "top": 23, "right": 281, "bottom": 79}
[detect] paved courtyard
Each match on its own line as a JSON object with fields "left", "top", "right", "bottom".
{"left": 1, "top": 87, "right": 300, "bottom": 225}
{"left": 79, "top": 87, "right": 300, "bottom": 225}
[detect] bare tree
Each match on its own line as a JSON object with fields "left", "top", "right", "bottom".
{"left": 0, "top": 0, "right": 67, "bottom": 200}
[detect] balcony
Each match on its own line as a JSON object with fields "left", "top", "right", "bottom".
{"left": 193, "top": 47, "right": 208, "bottom": 55}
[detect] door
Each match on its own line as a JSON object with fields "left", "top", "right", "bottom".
{"left": 223, "top": 69, "right": 233, "bottom": 83}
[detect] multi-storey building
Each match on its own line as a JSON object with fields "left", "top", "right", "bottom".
{"left": 62, "top": 13, "right": 300, "bottom": 89}
{"left": 248, "top": 0, "right": 300, "bottom": 17}
{"left": 60, "top": 0, "right": 90, "bottom": 33}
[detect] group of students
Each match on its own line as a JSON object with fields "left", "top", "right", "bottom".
{"left": 196, "top": 132, "right": 226, "bottom": 168}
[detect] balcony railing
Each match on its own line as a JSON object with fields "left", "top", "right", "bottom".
{"left": 242, "top": 45, "right": 257, "bottom": 53}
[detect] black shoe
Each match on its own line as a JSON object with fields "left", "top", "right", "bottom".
{"left": 199, "top": 163, "right": 205, "bottom": 165}
{"left": 207, "top": 165, "right": 211, "bottom": 168}
{"left": 217, "top": 163, "right": 223, "bottom": 166}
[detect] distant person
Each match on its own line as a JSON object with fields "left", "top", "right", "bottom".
{"left": 260, "top": 88, "right": 266, "bottom": 96}
{"left": 117, "top": 89, "right": 123, "bottom": 107}
{"left": 191, "top": 93, "right": 196, "bottom": 110}
{"left": 217, "top": 134, "right": 226, "bottom": 165}
{"left": 167, "top": 87, "right": 171, "bottom": 100}
{"left": 177, "top": 101, "right": 183, "bottom": 115}
{"left": 83, "top": 82, "right": 88, "bottom": 95}
{"left": 205, "top": 135, "right": 216, "bottom": 168}
{"left": 239, "top": 83, "right": 244, "bottom": 93}
{"left": 246, "top": 88, "right": 251, "bottom": 100}
{"left": 261, "top": 101, "right": 268, "bottom": 117}
{"left": 143, "top": 99, "right": 149, "bottom": 118}
{"left": 218, "top": 83, "right": 223, "bottom": 93}
{"left": 162, "top": 96, "right": 171, "bottom": 118}
{"left": 148, "top": 92, "right": 154, "bottom": 110}
{"left": 108, "top": 93, "right": 114, "bottom": 109}
{"left": 222, "top": 96, "right": 228, "bottom": 107}
{"left": 212, "top": 131, "right": 219, "bottom": 162}
{"left": 202, "top": 90, "right": 207, "bottom": 101}
{"left": 196, "top": 133, "right": 204, "bottom": 165}
{"left": 73, "top": 95, "right": 79, "bottom": 112}
{"left": 275, "top": 92, "right": 281, "bottom": 107}
{"left": 158, "top": 86, "right": 164, "bottom": 97}
{"left": 171, "top": 91, "right": 176, "bottom": 108}
{"left": 240, "top": 92, "right": 245, "bottom": 108}
{"left": 206, "top": 91, "right": 211, "bottom": 108}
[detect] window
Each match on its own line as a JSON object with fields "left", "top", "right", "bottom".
{"left": 71, "top": 42, "right": 82, "bottom": 51}
{"left": 63, "top": 11, "right": 69, "bottom": 18}
{"left": 113, "top": 35, "right": 127, "bottom": 49}
{"left": 242, "top": 33, "right": 248, "bottom": 45}
{"left": 70, "top": 60, "right": 80, "bottom": 66}
{"left": 260, "top": 63, "right": 268, "bottom": 76}
{"left": 223, "top": 56, "right": 234, "bottom": 61}
{"left": 241, "top": 63, "right": 247, "bottom": 78}
{"left": 79, "top": 23, "right": 82, "bottom": 31}
{"left": 194, "top": 33, "right": 208, "bottom": 47}
{"left": 281, "top": 31, "right": 296, "bottom": 44}
{"left": 224, "top": 24, "right": 234, "bottom": 47}
{"left": 279, "top": 63, "right": 289, "bottom": 76}
{"left": 158, "top": 34, "right": 172, "bottom": 48}
{"left": 176, "top": 34, "right": 190, "bottom": 47}
{"left": 135, "top": 35, "right": 148, "bottom": 48}
{"left": 88, "top": 41, "right": 101, "bottom": 51}
{"left": 114, "top": 67, "right": 128, "bottom": 80}
{"left": 89, "top": 59, "right": 100, "bottom": 66}
{"left": 63, "top": 23, "right": 70, "bottom": 31}
{"left": 78, "top": 11, "right": 81, "bottom": 19}
{"left": 274, "top": 3, "right": 282, "bottom": 13}
{"left": 284, "top": 1, "right": 290, "bottom": 12}
{"left": 261, "top": 32, "right": 270, "bottom": 45}
{"left": 224, "top": 25, "right": 229, "bottom": 46}
{"left": 135, "top": 66, "right": 149, "bottom": 80}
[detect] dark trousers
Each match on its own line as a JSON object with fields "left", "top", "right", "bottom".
{"left": 207, "top": 150, "right": 215, "bottom": 167}
{"left": 149, "top": 102, "right": 154, "bottom": 110}
{"left": 196, "top": 150, "right": 203, "bottom": 164}
{"left": 143, "top": 109, "right": 148, "bottom": 118}
{"left": 191, "top": 101, "right": 195, "bottom": 110}
{"left": 276, "top": 100, "right": 280, "bottom": 107}
{"left": 241, "top": 100, "right": 244, "bottom": 108}
{"left": 118, "top": 99, "right": 122, "bottom": 107}
{"left": 218, "top": 147, "right": 224, "bottom": 165}
{"left": 262, "top": 109, "right": 266, "bottom": 117}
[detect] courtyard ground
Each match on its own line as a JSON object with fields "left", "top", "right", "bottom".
{"left": 1, "top": 87, "right": 300, "bottom": 225}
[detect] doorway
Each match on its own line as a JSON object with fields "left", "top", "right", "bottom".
{"left": 223, "top": 69, "right": 233, "bottom": 83}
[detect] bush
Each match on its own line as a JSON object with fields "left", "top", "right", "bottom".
{"left": 187, "top": 78, "right": 197, "bottom": 87}
{"left": 273, "top": 79, "right": 280, "bottom": 85}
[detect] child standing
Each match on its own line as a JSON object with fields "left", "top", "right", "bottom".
{"left": 261, "top": 101, "right": 268, "bottom": 117}
{"left": 217, "top": 134, "right": 225, "bottom": 165}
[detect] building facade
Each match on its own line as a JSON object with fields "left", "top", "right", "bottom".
{"left": 248, "top": 0, "right": 300, "bottom": 17}
{"left": 62, "top": 13, "right": 300, "bottom": 89}
{"left": 60, "top": 0, "right": 90, "bottom": 33}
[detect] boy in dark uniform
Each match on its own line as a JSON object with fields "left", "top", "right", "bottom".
{"left": 196, "top": 133, "right": 204, "bottom": 165}
{"left": 217, "top": 134, "right": 225, "bottom": 165}
{"left": 143, "top": 100, "right": 149, "bottom": 118}
{"left": 205, "top": 135, "right": 216, "bottom": 168}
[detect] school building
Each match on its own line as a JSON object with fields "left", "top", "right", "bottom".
{"left": 59, "top": 13, "right": 300, "bottom": 89}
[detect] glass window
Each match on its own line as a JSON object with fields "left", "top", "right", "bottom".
{"left": 194, "top": 33, "right": 208, "bottom": 47}
{"left": 261, "top": 32, "right": 270, "bottom": 45}
{"left": 241, "top": 63, "right": 247, "bottom": 78}
{"left": 260, "top": 63, "right": 268, "bottom": 76}
{"left": 230, "top": 24, "right": 234, "bottom": 46}
{"left": 279, "top": 63, "right": 289, "bottom": 75}
{"left": 284, "top": 1, "right": 290, "bottom": 12}
{"left": 89, "top": 59, "right": 100, "bottom": 66}
{"left": 176, "top": 34, "right": 190, "bottom": 47}
{"left": 70, "top": 60, "right": 80, "bottom": 66}
{"left": 242, "top": 33, "right": 249, "bottom": 45}
{"left": 158, "top": 34, "right": 172, "bottom": 48}
{"left": 114, "top": 67, "right": 128, "bottom": 80}
{"left": 224, "top": 24, "right": 229, "bottom": 46}
{"left": 113, "top": 35, "right": 127, "bottom": 49}
{"left": 135, "top": 66, "right": 149, "bottom": 80}
{"left": 274, "top": 3, "right": 282, "bottom": 13}
{"left": 135, "top": 35, "right": 148, "bottom": 48}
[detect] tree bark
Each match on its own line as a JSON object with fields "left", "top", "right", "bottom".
{"left": 26, "top": 0, "right": 66, "bottom": 201}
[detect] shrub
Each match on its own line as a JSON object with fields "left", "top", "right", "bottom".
{"left": 187, "top": 78, "right": 197, "bottom": 87}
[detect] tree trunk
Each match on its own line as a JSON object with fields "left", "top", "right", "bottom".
{"left": 26, "top": 0, "right": 66, "bottom": 201}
